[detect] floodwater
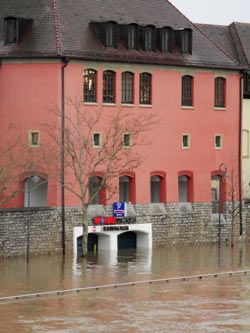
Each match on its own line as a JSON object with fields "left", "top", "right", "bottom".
{"left": 0, "top": 244, "right": 250, "bottom": 332}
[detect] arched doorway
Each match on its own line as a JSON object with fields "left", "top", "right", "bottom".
{"left": 24, "top": 176, "right": 47, "bottom": 207}
{"left": 118, "top": 231, "right": 137, "bottom": 249}
{"left": 77, "top": 234, "right": 99, "bottom": 254}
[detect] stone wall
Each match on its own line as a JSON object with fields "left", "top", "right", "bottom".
{"left": 0, "top": 202, "right": 248, "bottom": 257}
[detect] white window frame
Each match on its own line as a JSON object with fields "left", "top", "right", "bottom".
{"left": 214, "top": 134, "right": 223, "bottom": 150}
{"left": 92, "top": 132, "right": 102, "bottom": 148}
{"left": 123, "top": 133, "right": 132, "bottom": 148}
{"left": 182, "top": 133, "right": 190, "bottom": 149}
{"left": 29, "top": 131, "right": 40, "bottom": 147}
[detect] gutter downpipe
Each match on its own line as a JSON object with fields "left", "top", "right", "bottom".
{"left": 239, "top": 73, "right": 244, "bottom": 236}
{"left": 61, "top": 57, "right": 69, "bottom": 254}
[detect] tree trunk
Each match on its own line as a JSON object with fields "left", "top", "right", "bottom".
{"left": 81, "top": 206, "right": 88, "bottom": 257}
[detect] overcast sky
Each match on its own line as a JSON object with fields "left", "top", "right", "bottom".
{"left": 170, "top": 0, "right": 250, "bottom": 25}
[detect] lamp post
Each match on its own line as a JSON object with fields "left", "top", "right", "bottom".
{"left": 26, "top": 175, "right": 40, "bottom": 263}
{"left": 218, "top": 163, "right": 227, "bottom": 247}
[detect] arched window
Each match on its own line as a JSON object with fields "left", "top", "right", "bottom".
{"left": 211, "top": 171, "right": 226, "bottom": 213}
{"left": 214, "top": 77, "right": 226, "bottom": 108}
{"left": 119, "top": 174, "right": 135, "bottom": 203}
{"left": 178, "top": 172, "right": 193, "bottom": 203}
{"left": 150, "top": 172, "right": 166, "bottom": 203}
{"left": 211, "top": 175, "right": 220, "bottom": 213}
{"left": 103, "top": 70, "right": 116, "bottom": 103}
{"left": 182, "top": 75, "right": 193, "bottom": 106}
{"left": 24, "top": 176, "right": 47, "bottom": 207}
{"left": 89, "top": 176, "right": 106, "bottom": 205}
{"left": 121, "top": 72, "right": 134, "bottom": 104}
{"left": 83, "top": 69, "right": 97, "bottom": 102}
{"left": 140, "top": 73, "right": 152, "bottom": 105}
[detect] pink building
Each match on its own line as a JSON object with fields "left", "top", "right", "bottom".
{"left": 0, "top": 0, "right": 245, "bottom": 253}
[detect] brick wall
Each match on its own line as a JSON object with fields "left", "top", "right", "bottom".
{"left": 0, "top": 202, "right": 248, "bottom": 257}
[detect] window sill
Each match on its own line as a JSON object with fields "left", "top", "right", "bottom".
{"left": 181, "top": 106, "right": 194, "bottom": 110}
{"left": 103, "top": 103, "right": 116, "bottom": 107}
{"left": 121, "top": 103, "right": 135, "bottom": 107}
{"left": 182, "top": 147, "right": 190, "bottom": 150}
{"left": 215, "top": 147, "right": 223, "bottom": 150}
{"left": 29, "top": 145, "right": 40, "bottom": 148}
{"left": 214, "top": 107, "right": 226, "bottom": 111}
{"left": 83, "top": 102, "right": 98, "bottom": 106}
{"left": 139, "top": 104, "right": 152, "bottom": 108}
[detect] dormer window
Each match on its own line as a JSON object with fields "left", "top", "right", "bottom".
{"left": 128, "top": 25, "right": 136, "bottom": 49}
{"left": 181, "top": 29, "right": 192, "bottom": 54}
{"left": 106, "top": 23, "right": 115, "bottom": 47}
{"left": 4, "top": 17, "right": 17, "bottom": 44}
{"left": 160, "top": 28, "right": 171, "bottom": 52}
{"left": 144, "top": 27, "right": 153, "bottom": 51}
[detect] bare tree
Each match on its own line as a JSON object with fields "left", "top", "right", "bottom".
{"left": 224, "top": 163, "right": 245, "bottom": 248}
{"left": 44, "top": 100, "right": 156, "bottom": 256}
{"left": 0, "top": 126, "right": 41, "bottom": 206}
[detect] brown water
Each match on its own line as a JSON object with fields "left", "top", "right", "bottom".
{"left": 0, "top": 244, "right": 250, "bottom": 332}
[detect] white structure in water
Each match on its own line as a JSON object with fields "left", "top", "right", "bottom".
{"left": 73, "top": 224, "right": 152, "bottom": 254}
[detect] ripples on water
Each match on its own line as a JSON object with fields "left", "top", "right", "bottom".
{"left": 0, "top": 244, "right": 250, "bottom": 332}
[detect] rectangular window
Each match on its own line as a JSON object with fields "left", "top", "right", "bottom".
{"left": 161, "top": 29, "right": 170, "bottom": 52}
{"left": 4, "top": 18, "right": 17, "bottom": 44}
{"left": 103, "top": 70, "right": 115, "bottom": 103}
{"left": 93, "top": 133, "right": 102, "bottom": 148}
{"left": 123, "top": 133, "right": 131, "bottom": 147}
{"left": 144, "top": 27, "right": 153, "bottom": 51}
{"left": 140, "top": 73, "right": 152, "bottom": 105}
{"left": 214, "top": 77, "right": 226, "bottom": 108}
{"left": 182, "top": 134, "right": 190, "bottom": 149}
{"left": 181, "top": 75, "right": 193, "bottom": 107}
{"left": 122, "top": 72, "right": 134, "bottom": 104}
{"left": 215, "top": 135, "right": 223, "bottom": 149}
{"left": 29, "top": 131, "right": 40, "bottom": 147}
{"left": 106, "top": 24, "right": 114, "bottom": 47}
{"left": 128, "top": 26, "right": 136, "bottom": 49}
{"left": 84, "top": 69, "right": 97, "bottom": 102}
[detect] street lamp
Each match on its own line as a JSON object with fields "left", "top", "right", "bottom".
{"left": 218, "top": 163, "right": 227, "bottom": 247}
{"left": 26, "top": 175, "right": 41, "bottom": 263}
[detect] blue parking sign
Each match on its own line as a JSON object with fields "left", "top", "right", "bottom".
{"left": 113, "top": 202, "right": 127, "bottom": 217}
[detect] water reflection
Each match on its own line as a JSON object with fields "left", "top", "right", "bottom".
{"left": 0, "top": 243, "right": 250, "bottom": 332}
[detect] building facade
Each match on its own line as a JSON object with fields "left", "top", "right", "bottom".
{"left": 0, "top": 0, "right": 246, "bottom": 255}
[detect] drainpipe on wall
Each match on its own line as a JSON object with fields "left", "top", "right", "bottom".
{"left": 61, "top": 57, "right": 69, "bottom": 254}
{"left": 239, "top": 74, "right": 244, "bottom": 236}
